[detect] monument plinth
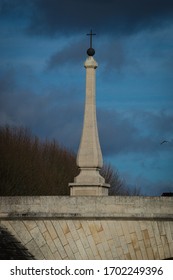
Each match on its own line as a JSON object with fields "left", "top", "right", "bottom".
{"left": 69, "top": 31, "right": 110, "bottom": 196}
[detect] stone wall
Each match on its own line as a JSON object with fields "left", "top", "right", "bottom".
{"left": 0, "top": 196, "right": 173, "bottom": 260}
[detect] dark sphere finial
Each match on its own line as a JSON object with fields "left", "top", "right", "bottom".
{"left": 86, "top": 30, "right": 96, "bottom": 56}
{"left": 87, "top": 47, "right": 95, "bottom": 56}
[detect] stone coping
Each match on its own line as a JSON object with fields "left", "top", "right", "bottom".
{"left": 0, "top": 196, "right": 173, "bottom": 220}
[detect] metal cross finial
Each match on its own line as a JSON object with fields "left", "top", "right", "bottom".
{"left": 87, "top": 29, "right": 96, "bottom": 48}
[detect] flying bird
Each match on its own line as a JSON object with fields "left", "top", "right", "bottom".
{"left": 160, "top": 140, "right": 169, "bottom": 145}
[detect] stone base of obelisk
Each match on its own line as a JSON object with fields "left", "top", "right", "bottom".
{"left": 69, "top": 168, "right": 110, "bottom": 196}
{"left": 69, "top": 184, "right": 110, "bottom": 196}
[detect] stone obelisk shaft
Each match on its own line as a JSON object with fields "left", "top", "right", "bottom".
{"left": 69, "top": 55, "right": 109, "bottom": 196}
{"left": 77, "top": 56, "right": 102, "bottom": 168}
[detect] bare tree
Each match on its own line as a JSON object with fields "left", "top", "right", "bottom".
{"left": 0, "top": 125, "right": 140, "bottom": 196}
{"left": 101, "top": 164, "right": 141, "bottom": 196}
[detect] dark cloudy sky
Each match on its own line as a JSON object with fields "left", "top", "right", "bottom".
{"left": 0, "top": 0, "right": 173, "bottom": 195}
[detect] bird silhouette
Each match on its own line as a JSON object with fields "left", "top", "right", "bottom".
{"left": 160, "top": 140, "right": 169, "bottom": 145}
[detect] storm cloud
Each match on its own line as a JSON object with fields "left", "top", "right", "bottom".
{"left": 28, "top": 0, "right": 173, "bottom": 37}
{"left": 0, "top": 67, "right": 83, "bottom": 148}
{"left": 98, "top": 109, "right": 173, "bottom": 156}
{"left": 1, "top": 67, "right": 172, "bottom": 157}
{"left": 0, "top": 0, "right": 173, "bottom": 195}
{"left": 1, "top": 0, "right": 173, "bottom": 37}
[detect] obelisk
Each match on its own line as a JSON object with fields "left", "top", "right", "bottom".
{"left": 69, "top": 30, "right": 110, "bottom": 196}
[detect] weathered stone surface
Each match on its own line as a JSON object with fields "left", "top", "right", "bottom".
{"left": 69, "top": 56, "right": 109, "bottom": 195}
{"left": 1, "top": 196, "right": 172, "bottom": 219}
{"left": 0, "top": 196, "right": 173, "bottom": 260}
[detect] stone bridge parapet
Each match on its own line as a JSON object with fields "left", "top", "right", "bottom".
{"left": 0, "top": 196, "right": 173, "bottom": 259}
